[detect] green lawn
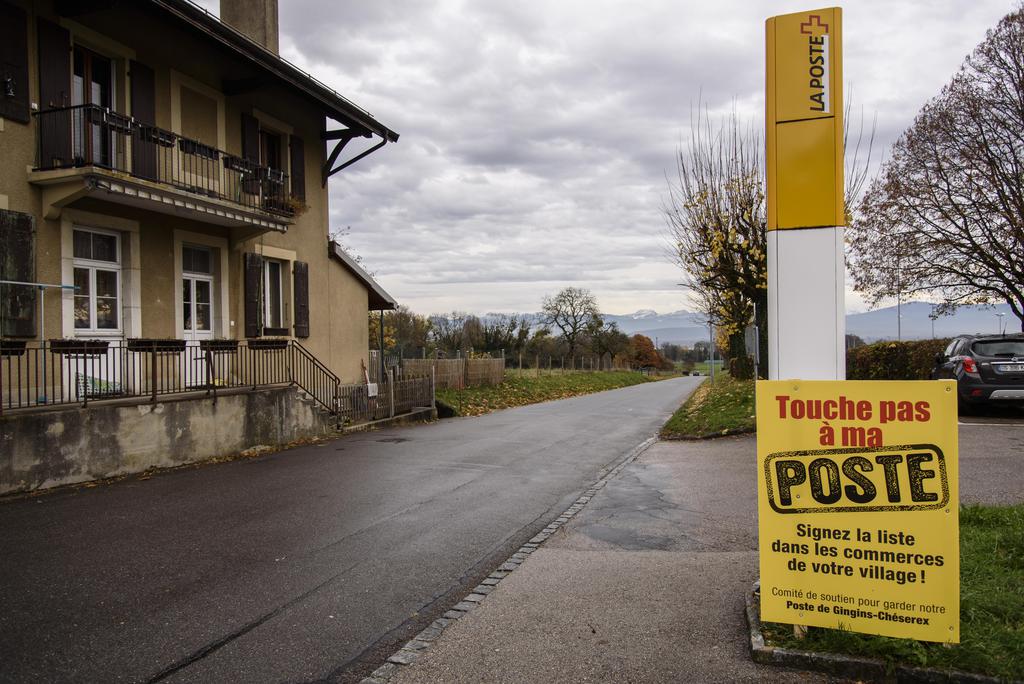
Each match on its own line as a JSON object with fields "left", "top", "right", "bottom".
{"left": 762, "top": 504, "right": 1024, "bottom": 680}
{"left": 691, "top": 359, "right": 727, "bottom": 377}
{"left": 436, "top": 370, "right": 667, "bottom": 417}
{"left": 660, "top": 376, "right": 755, "bottom": 439}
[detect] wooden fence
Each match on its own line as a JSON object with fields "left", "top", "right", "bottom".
{"left": 506, "top": 352, "right": 629, "bottom": 372}
{"left": 368, "top": 350, "right": 401, "bottom": 383}
{"left": 401, "top": 357, "right": 504, "bottom": 390}
{"left": 338, "top": 373, "right": 433, "bottom": 424}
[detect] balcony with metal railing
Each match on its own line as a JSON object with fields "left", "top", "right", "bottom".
{"left": 29, "top": 104, "right": 295, "bottom": 235}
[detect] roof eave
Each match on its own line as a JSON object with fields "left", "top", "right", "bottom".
{"left": 152, "top": 0, "right": 399, "bottom": 142}
{"left": 328, "top": 241, "right": 397, "bottom": 311}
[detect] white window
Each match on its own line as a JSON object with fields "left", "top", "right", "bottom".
{"left": 264, "top": 258, "right": 285, "bottom": 330}
{"left": 73, "top": 228, "right": 121, "bottom": 332}
{"left": 182, "top": 246, "right": 214, "bottom": 335}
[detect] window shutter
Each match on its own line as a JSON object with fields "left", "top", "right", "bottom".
{"left": 244, "top": 252, "right": 263, "bottom": 338}
{"left": 130, "top": 60, "right": 157, "bottom": 179}
{"left": 241, "top": 113, "right": 260, "bottom": 163}
{"left": 37, "top": 18, "right": 70, "bottom": 109}
{"left": 289, "top": 135, "right": 305, "bottom": 201}
{"left": 0, "top": 210, "right": 37, "bottom": 337}
{"left": 37, "top": 19, "right": 71, "bottom": 167}
{"left": 0, "top": 2, "right": 30, "bottom": 124}
{"left": 293, "top": 261, "right": 309, "bottom": 338}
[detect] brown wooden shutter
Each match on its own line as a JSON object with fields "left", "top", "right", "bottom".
{"left": 0, "top": 2, "right": 30, "bottom": 124}
{"left": 37, "top": 18, "right": 71, "bottom": 167}
{"left": 130, "top": 60, "right": 157, "bottom": 179}
{"left": 292, "top": 261, "right": 309, "bottom": 338}
{"left": 244, "top": 252, "right": 263, "bottom": 338}
{"left": 0, "top": 210, "right": 37, "bottom": 337}
{"left": 289, "top": 135, "right": 305, "bottom": 201}
{"left": 241, "top": 113, "right": 260, "bottom": 163}
{"left": 37, "top": 19, "right": 70, "bottom": 109}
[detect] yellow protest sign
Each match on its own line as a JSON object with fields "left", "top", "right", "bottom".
{"left": 756, "top": 380, "right": 960, "bottom": 642}
{"left": 766, "top": 7, "right": 844, "bottom": 230}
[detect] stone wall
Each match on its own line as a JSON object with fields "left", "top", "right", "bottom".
{"left": 0, "top": 387, "right": 335, "bottom": 495}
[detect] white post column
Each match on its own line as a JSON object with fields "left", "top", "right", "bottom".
{"left": 767, "top": 226, "right": 846, "bottom": 380}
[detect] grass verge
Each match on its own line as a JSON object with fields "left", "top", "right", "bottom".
{"left": 660, "top": 376, "right": 755, "bottom": 439}
{"left": 436, "top": 371, "right": 668, "bottom": 417}
{"left": 762, "top": 504, "right": 1024, "bottom": 680}
{"left": 691, "top": 360, "right": 727, "bottom": 377}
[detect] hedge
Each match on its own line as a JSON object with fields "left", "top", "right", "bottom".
{"left": 846, "top": 338, "right": 952, "bottom": 380}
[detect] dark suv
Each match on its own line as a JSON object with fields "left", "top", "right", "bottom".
{"left": 932, "top": 334, "right": 1024, "bottom": 410}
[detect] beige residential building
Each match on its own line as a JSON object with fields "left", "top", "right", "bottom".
{"left": 0, "top": 0, "right": 397, "bottom": 390}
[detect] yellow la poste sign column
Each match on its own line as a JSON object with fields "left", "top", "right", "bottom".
{"left": 766, "top": 7, "right": 844, "bottom": 231}
{"left": 761, "top": 7, "right": 960, "bottom": 643}
{"left": 765, "top": 7, "right": 846, "bottom": 381}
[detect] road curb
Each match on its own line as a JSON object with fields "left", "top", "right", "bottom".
{"left": 744, "top": 586, "right": 1004, "bottom": 684}
{"left": 359, "top": 436, "right": 659, "bottom": 684}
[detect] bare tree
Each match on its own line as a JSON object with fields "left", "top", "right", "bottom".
{"left": 664, "top": 107, "right": 766, "bottom": 379}
{"left": 849, "top": 6, "right": 1024, "bottom": 330}
{"left": 540, "top": 287, "right": 599, "bottom": 357}
{"left": 368, "top": 306, "right": 432, "bottom": 355}
{"left": 587, "top": 318, "right": 630, "bottom": 358}
{"left": 666, "top": 98, "right": 876, "bottom": 378}
{"left": 479, "top": 314, "right": 531, "bottom": 354}
{"left": 429, "top": 312, "right": 479, "bottom": 355}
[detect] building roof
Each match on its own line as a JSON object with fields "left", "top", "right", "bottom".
{"left": 328, "top": 241, "right": 397, "bottom": 311}
{"left": 152, "top": 0, "right": 399, "bottom": 142}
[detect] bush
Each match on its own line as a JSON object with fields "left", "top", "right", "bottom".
{"left": 846, "top": 339, "right": 952, "bottom": 380}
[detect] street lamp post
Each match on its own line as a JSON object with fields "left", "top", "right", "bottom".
{"left": 996, "top": 312, "right": 1006, "bottom": 335}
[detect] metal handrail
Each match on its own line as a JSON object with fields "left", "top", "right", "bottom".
{"left": 289, "top": 341, "right": 340, "bottom": 413}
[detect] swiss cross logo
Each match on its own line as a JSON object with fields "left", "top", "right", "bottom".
{"left": 800, "top": 15, "right": 829, "bottom": 35}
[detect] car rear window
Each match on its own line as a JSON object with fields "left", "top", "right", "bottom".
{"left": 972, "top": 340, "right": 1024, "bottom": 357}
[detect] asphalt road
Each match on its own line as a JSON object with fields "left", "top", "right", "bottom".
{"left": 0, "top": 376, "right": 701, "bottom": 683}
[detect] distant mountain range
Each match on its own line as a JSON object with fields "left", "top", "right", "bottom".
{"left": 599, "top": 310, "right": 712, "bottom": 346}
{"left": 594, "top": 303, "right": 1018, "bottom": 346}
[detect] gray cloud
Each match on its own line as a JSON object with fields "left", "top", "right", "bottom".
{"left": 233, "top": 0, "right": 1018, "bottom": 315}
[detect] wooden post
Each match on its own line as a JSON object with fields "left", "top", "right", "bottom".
{"left": 388, "top": 368, "right": 395, "bottom": 418}
{"left": 536, "top": 354, "right": 540, "bottom": 377}
{"left": 379, "top": 309, "right": 386, "bottom": 384}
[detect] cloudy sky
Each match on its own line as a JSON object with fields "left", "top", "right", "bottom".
{"left": 208, "top": 0, "right": 1013, "bottom": 315}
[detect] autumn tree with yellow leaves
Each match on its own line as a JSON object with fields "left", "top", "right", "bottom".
{"left": 665, "top": 109, "right": 766, "bottom": 379}
{"left": 666, "top": 102, "right": 875, "bottom": 379}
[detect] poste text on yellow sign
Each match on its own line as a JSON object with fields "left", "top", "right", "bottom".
{"left": 756, "top": 380, "right": 959, "bottom": 643}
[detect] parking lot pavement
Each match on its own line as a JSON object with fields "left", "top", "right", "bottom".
{"left": 958, "top": 407, "right": 1024, "bottom": 506}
